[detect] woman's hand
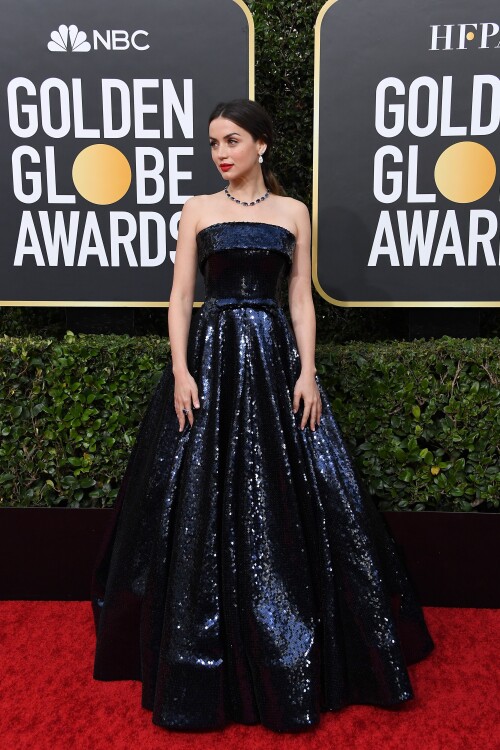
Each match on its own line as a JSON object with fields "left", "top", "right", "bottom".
{"left": 293, "top": 372, "right": 322, "bottom": 431}
{"left": 174, "top": 369, "right": 200, "bottom": 431}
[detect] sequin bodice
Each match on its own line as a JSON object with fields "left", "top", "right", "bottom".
{"left": 196, "top": 221, "right": 296, "bottom": 303}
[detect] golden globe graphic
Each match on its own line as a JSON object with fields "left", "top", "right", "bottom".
{"left": 72, "top": 145, "right": 132, "bottom": 205}
{"left": 0, "top": 0, "right": 254, "bottom": 305}
{"left": 434, "top": 142, "right": 496, "bottom": 204}
{"left": 314, "top": 0, "right": 500, "bottom": 305}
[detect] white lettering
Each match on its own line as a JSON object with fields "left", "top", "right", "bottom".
{"left": 397, "top": 210, "right": 439, "bottom": 266}
{"left": 6, "top": 77, "right": 194, "bottom": 139}
{"left": 131, "top": 30, "right": 149, "bottom": 51}
{"left": 110, "top": 213, "right": 137, "bottom": 266}
{"left": 12, "top": 211, "right": 174, "bottom": 266}
{"left": 40, "top": 211, "right": 79, "bottom": 266}
{"left": 14, "top": 211, "right": 45, "bottom": 265}
{"left": 133, "top": 79, "right": 160, "bottom": 138}
{"left": 440, "top": 76, "right": 467, "bottom": 136}
{"left": 470, "top": 75, "right": 500, "bottom": 136}
{"left": 7, "top": 78, "right": 38, "bottom": 137}
{"left": 72, "top": 79, "right": 101, "bottom": 138}
{"left": 374, "top": 75, "right": 500, "bottom": 138}
{"left": 102, "top": 79, "right": 131, "bottom": 138}
{"left": 45, "top": 147, "right": 75, "bottom": 203}
{"left": 368, "top": 211, "right": 400, "bottom": 266}
{"left": 168, "top": 147, "right": 193, "bottom": 203}
{"left": 78, "top": 212, "right": 109, "bottom": 266}
{"left": 407, "top": 77, "right": 439, "bottom": 137}
{"left": 373, "top": 146, "right": 403, "bottom": 203}
{"left": 136, "top": 147, "right": 164, "bottom": 203}
{"left": 375, "top": 77, "right": 405, "bottom": 137}
{"left": 429, "top": 24, "right": 454, "bottom": 51}
{"left": 163, "top": 79, "right": 193, "bottom": 138}
{"left": 112, "top": 30, "right": 130, "bottom": 51}
{"left": 480, "top": 22, "right": 500, "bottom": 49}
{"left": 140, "top": 213, "right": 167, "bottom": 266}
{"left": 434, "top": 211, "right": 466, "bottom": 265}
{"left": 368, "top": 211, "right": 499, "bottom": 266}
{"left": 407, "top": 145, "right": 435, "bottom": 203}
{"left": 468, "top": 210, "right": 498, "bottom": 265}
{"left": 12, "top": 146, "right": 42, "bottom": 203}
{"left": 39, "top": 78, "right": 71, "bottom": 138}
{"left": 93, "top": 30, "right": 111, "bottom": 50}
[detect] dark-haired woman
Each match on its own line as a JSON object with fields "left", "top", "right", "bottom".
{"left": 91, "top": 98, "right": 434, "bottom": 733}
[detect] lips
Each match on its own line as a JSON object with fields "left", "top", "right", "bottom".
{"left": 220, "top": 164, "right": 233, "bottom": 171}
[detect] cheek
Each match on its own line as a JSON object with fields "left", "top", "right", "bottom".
{"left": 236, "top": 146, "right": 254, "bottom": 163}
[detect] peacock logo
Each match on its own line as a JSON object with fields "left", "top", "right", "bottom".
{"left": 47, "top": 25, "right": 91, "bottom": 53}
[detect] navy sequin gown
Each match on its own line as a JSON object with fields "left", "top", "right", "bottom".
{"left": 91, "top": 221, "right": 434, "bottom": 733}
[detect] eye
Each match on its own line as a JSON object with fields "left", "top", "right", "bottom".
{"left": 228, "top": 139, "right": 238, "bottom": 144}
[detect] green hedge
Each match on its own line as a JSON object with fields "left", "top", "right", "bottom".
{"left": 0, "top": 332, "right": 166, "bottom": 510}
{"left": 317, "top": 337, "right": 500, "bottom": 513}
{"left": 1, "top": 332, "right": 498, "bottom": 512}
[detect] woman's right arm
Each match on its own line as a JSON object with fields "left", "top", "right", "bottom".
{"left": 168, "top": 196, "right": 201, "bottom": 431}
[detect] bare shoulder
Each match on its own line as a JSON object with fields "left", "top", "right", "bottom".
{"left": 180, "top": 194, "right": 208, "bottom": 214}
{"left": 176, "top": 196, "right": 205, "bottom": 242}
{"left": 279, "top": 195, "right": 308, "bottom": 210}
{"left": 179, "top": 194, "right": 213, "bottom": 232}
{"left": 273, "top": 195, "right": 310, "bottom": 235}
{"left": 275, "top": 195, "right": 309, "bottom": 215}
{"left": 181, "top": 192, "right": 224, "bottom": 233}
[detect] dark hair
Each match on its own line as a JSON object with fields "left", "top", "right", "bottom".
{"left": 208, "top": 98, "right": 286, "bottom": 196}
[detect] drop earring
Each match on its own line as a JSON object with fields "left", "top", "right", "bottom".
{"left": 258, "top": 153, "right": 263, "bottom": 164}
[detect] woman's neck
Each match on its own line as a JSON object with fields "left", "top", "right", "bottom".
{"left": 226, "top": 175, "right": 268, "bottom": 203}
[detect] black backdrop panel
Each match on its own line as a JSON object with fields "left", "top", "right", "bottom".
{"left": 0, "top": 0, "right": 252, "bottom": 305}
{"left": 315, "top": 0, "right": 500, "bottom": 305}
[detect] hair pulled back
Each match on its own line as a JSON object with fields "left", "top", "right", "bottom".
{"left": 208, "top": 98, "right": 286, "bottom": 196}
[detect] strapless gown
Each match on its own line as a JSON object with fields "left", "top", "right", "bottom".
{"left": 91, "top": 221, "right": 434, "bottom": 733}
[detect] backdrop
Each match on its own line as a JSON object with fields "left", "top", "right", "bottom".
{"left": 0, "top": 0, "right": 253, "bottom": 306}
{"left": 314, "top": 0, "right": 500, "bottom": 306}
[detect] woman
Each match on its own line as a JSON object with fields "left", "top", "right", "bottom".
{"left": 91, "top": 98, "right": 434, "bottom": 733}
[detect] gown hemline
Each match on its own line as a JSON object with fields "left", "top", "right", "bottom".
{"left": 91, "top": 648, "right": 433, "bottom": 734}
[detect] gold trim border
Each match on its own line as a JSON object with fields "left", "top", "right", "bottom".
{"left": 312, "top": 0, "right": 500, "bottom": 308}
{"left": 1, "top": 0, "right": 255, "bottom": 309}
{"left": 234, "top": 0, "right": 255, "bottom": 99}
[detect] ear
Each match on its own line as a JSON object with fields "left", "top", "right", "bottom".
{"left": 256, "top": 138, "right": 267, "bottom": 156}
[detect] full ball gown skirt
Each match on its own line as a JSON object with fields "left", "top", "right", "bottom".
{"left": 91, "top": 221, "right": 434, "bottom": 733}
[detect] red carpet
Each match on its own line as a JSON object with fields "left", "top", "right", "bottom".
{"left": 0, "top": 603, "right": 498, "bottom": 749}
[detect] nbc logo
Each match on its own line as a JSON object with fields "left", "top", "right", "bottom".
{"left": 47, "top": 24, "right": 150, "bottom": 52}
{"left": 48, "top": 25, "right": 91, "bottom": 52}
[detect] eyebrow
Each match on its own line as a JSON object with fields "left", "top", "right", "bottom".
{"left": 209, "top": 132, "right": 241, "bottom": 140}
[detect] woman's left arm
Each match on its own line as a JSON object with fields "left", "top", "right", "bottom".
{"left": 288, "top": 201, "right": 322, "bottom": 431}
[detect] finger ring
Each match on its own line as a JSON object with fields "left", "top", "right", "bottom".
{"left": 182, "top": 408, "right": 191, "bottom": 415}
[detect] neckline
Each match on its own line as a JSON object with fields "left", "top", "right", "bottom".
{"left": 196, "top": 220, "right": 297, "bottom": 242}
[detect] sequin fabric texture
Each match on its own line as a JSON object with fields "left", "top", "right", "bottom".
{"left": 91, "top": 221, "right": 435, "bottom": 733}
